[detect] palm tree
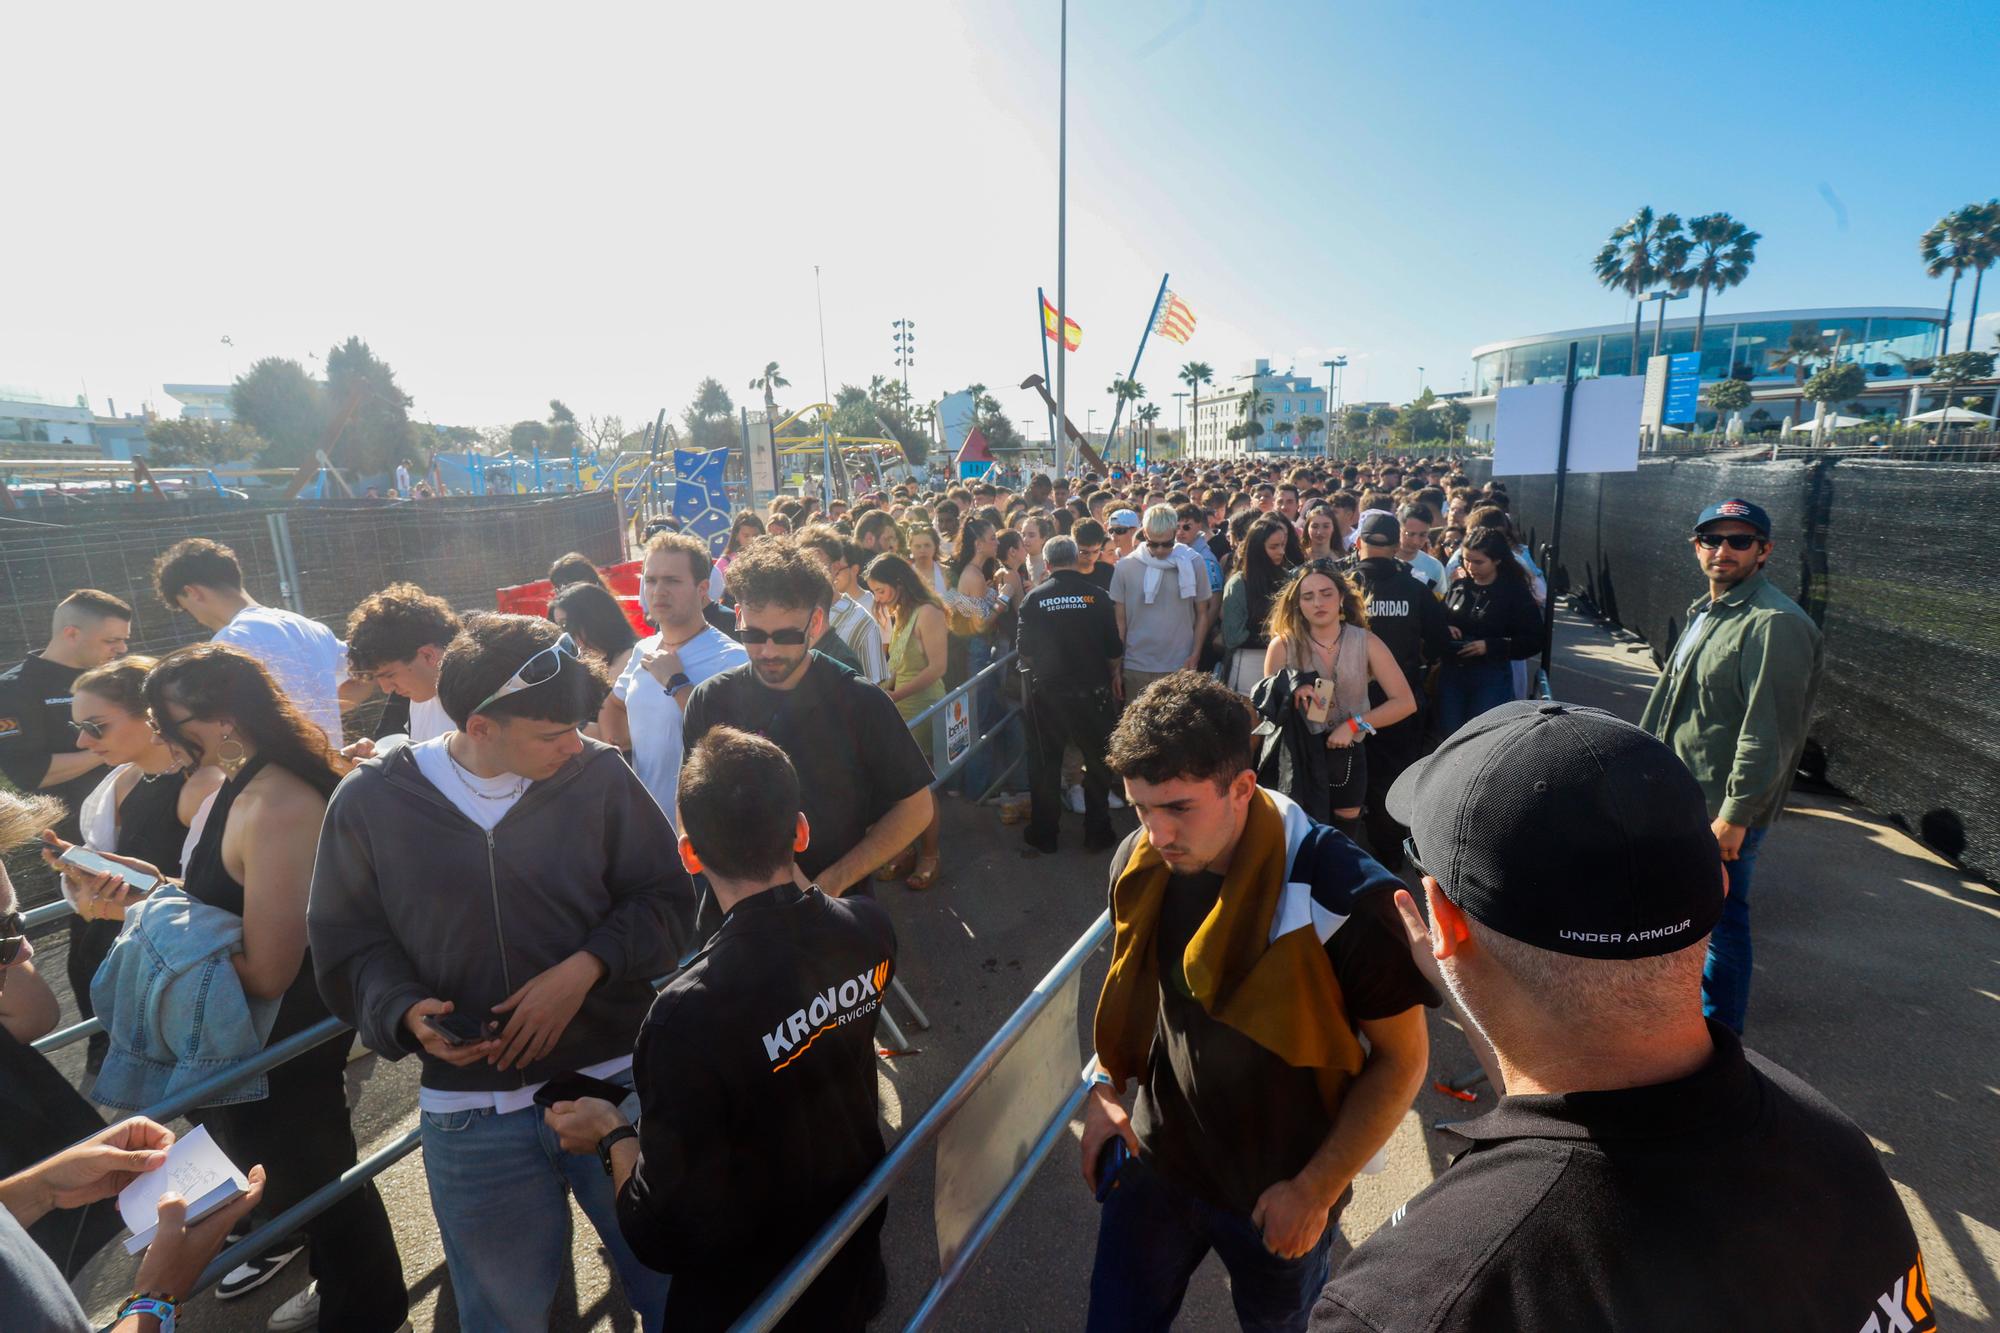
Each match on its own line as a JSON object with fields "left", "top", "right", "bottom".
{"left": 1593, "top": 207, "right": 1683, "bottom": 368}
{"left": 1135, "top": 402, "right": 1161, "bottom": 458}
{"left": 1769, "top": 326, "right": 1830, "bottom": 386}
{"left": 748, "top": 361, "right": 790, "bottom": 418}
{"left": 1105, "top": 378, "right": 1145, "bottom": 458}
{"left": 1673, "top": 214, "right": 1760, "bottom": 352}
{"left": 1921, "top": 209, "right": 1980, "bottom": 354}
{"left": 1954, "top": 200, "right": 2000, "bottom": 352}
{"left": 1179, "top": 361, "right": 1213, "bottom": 454}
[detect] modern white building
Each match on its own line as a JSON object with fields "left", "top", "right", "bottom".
{"left": 1461, "top": 306, "right": 1946, "bottom": 440}
{"left": 162, "top": 383, "right": 235, "bottom": 421}
{"left": 1190, "top": 359, "right": 1329, "bottom": 457}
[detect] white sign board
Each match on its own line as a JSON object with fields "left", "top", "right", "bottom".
{"left": 743, "top": 410, "right": 778, "bottom": 505}
{"left": 1492, "top": 376, "right": 1644, "bottom": 477}
{"left": 937, "top": 391, "right": 979, "bottom": 457}
{"left": 1641, "top": 355, "right": 1670, "bottom": 429}
{"left": 944, "top": 694, "right": 972, "bottom": 768}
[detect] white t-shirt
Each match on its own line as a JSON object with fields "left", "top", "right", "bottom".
{"left": 212, "top": 605, "right": 348, "bottom": 745}
{"left": 408, "top": 734, "right": 631, "bottom": 1115}
{"left": 407, "top": 694, "right": 452, "bottom": 743}
{"left": 611, "top": 625, "right": 747, "bottom": 822}
{"left": 1406, "top": 550, "right": 1447, "bottom": 592}
{"left": 394, "top": 464, "right": 411, "bottom": 496}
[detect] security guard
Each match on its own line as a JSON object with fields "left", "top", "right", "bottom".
{"left": 1347, "top": 512, "right": 1451, "bottom": 868}
{"left": 1017, "top": 535, "right": 1123, "bottom": 855}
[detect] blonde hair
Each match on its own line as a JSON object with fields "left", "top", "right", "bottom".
{"left": 1266, "top": 561, "right": 1368, "bottom": 674}
{"left": 0, "top": 789, "right": 66, "bottom": 855}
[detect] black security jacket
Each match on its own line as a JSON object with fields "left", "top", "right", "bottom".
{"left": 618, "top": 885, "right": 896, "bottom": 1332}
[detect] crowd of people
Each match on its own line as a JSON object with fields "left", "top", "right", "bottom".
{"left": 0, "top": 445, "right": 1931, "bottom": 1333}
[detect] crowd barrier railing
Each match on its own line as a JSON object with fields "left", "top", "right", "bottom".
{"left": 732, "top": 910, "right": 1113, "bottom": 1332}
{"left": 16, "top": 632, "right": 1040, "bottom": 1307}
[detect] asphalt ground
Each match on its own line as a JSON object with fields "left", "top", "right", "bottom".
{"left": 27, "top": 607, "right": 1999, "bottom": 1330}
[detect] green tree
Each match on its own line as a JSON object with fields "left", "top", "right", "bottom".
{"left": 324, "top": 336, "right": 416, "bottom": 476}
{"left": 1706, "top": 377, "right": 1753, "bottom": 428}
{"left": 1593, "top": 206, "right": 1683, "bottom": 369}
{"left": 143, "top": 416, "right": 268, "bottom": 466}
{"left": 1769, "top": 325, "right": 1831, "bottom": 386}
{"left": 1135, "top": 402, "right": 1161, "bottom": 458}
{"left": 1297, "top": 414, "right": 1326, "bottom": 454}
{"left": 1803, "top": 362, "right": 1866, "bottom": 409}
{"left": 229, "top": 357, "right": 326, "bottom": 468}
{"left": 547, "top": 400, "right": 580, "bottom": 452}
{"left": 1920, "top": 207, "right": 1981, "bottom": 354}
{"left": 1951, "top": 200, "right": 1999, "bottom": 352}
{"left": 1368, "top": 406, "right": 1400, "bottom": 445}
{"left": 1931, "top": 350, "right": 1997, "bottom": 415}
{"left": 682, "top": 377, "right": 736, "bottom": 452}
{"left": 1673, "top": 213, "right": 1760, "bottom": 352}
{"left": 1440, "top": 400, "right": 1471, "bottom": 442}
{"left": 1106, "top": 377, "right": 1144, "bottom": 457}
{"left": 749, "top": 362, "right": 791, "bottom": 418}
{"left": 508, "top": 420, "right": 552, "bottom": 454}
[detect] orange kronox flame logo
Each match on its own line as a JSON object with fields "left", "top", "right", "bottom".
{"left": 762, "top": 958, "right": 893, "bottom": 1072}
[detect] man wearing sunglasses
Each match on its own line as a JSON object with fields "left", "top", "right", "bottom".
{"left": 682, "top": 541, "right": 935, "bottom": 906}
{"left": 1639, "top": 498, "right": 1823, "bottom": 1035}
{"left": 0, "top": 590, "right": 132, "bottom": 846}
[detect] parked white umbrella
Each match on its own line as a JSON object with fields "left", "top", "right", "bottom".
{"left": 1906, "top": 405, "right": 1996, "bottom": 423}
{"left": 1790, "top": 414, "right": 1870, "bottom": 431}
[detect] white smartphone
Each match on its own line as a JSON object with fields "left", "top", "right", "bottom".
{"left": 58, "top": 846, "right": 162, "bottom": 894}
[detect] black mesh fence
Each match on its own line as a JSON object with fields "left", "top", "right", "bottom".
{"left": 0, "top": 491, "right": 624, "bottom": 666}
{"left": 1490, "top": 455, "right": 2000, "bottom": 878}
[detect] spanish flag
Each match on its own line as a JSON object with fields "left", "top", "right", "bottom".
{"left": 1042, "top": 296, "right": 1082, "bottom": 351}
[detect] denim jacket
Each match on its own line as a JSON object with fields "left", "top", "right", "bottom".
{"left": 89, "top": 884, "right": 281, "bottom": 1111}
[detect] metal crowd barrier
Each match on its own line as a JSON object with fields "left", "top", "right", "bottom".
{"left": 17, "top": 635, "right": 1046, "bottom": 1312}
{"left": 733, "top": 911, "right": 1113, "bottom": 1332}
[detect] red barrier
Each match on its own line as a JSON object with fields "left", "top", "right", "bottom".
{"left": 496, "top": 576, "right": 651, "bottom": 638}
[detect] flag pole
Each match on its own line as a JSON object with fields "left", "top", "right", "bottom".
{"left": 1105, "top": 272, "right": 1168, "bottom": 467}
{"left": 1038, "top": 287, "right": 1057, "bottom": 466}
{"left": 1054, "top": 0, "right": 1068, "bottom": 482}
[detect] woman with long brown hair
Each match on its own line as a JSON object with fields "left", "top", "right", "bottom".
{"left": 95, "top": 644, "right": 409, "bottom": 1330}
{"left": 866, "top": 553, "right": 946, "bottom": 890}
{"left": 1219, "top": 515, "right": 1301, "bottom": 693}
{"left": 1262, "top": 559, "right": 1416, "bottom": 841}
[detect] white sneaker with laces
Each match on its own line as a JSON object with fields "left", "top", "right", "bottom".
{"left": 216, "top": 1242, "right": 305, "bottom": 1300}
{"left": 267, "top": 1281, "right": 320, "bottom": 1332}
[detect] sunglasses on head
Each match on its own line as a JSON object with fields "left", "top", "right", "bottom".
{"left": 737, "top": 626, "right": 810, "bottom": 646}
{"left": 0, "top": 912, "right": 25, "bottom": 967}
{"left": 70, "top": 718, "right": 111, "bottom": 740}
{"left": 1694, "top": 533, "right": 1763, "bottom": 551}
{"left": 475, "top": 633, "right": 579, "bottom": 715}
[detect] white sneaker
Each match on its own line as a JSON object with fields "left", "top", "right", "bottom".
{"left": 267, "top": 1281, "right": 320, "bottom": 1332}
{"left": 216, "top": 1241, "right": 305, "bottom": 1299}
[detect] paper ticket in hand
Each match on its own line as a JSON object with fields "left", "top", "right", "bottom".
{"left": 117, "top": 1124, "right": 248, "bottom": 1255}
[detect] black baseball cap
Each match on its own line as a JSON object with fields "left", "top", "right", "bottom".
{"left": 1693, "top": 498, "right": 1771, "bottom": 538}
{"left": 1357, "top": 512, "right": 1401, "bottom": 546}
{"left": 1387, "top": 701, "right": 1723, "bottom": 960}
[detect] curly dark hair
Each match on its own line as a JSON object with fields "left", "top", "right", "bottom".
{"left": 1106, "top": 670, "right": 1254, "bottom": 790}
{"left": 724, "top": 537, "right": 833, "bottom": 613}
{"left": 345, "top": 583, "right": 462, "bottom": 672}
{"left": 143, "top": 644, "right": 351, "bottom": 797}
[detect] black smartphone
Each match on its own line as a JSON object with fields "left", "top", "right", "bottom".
{"left": 422, "top": 1012, "right": 497, "bottom": 1047}
{"left": 1094, "top": 1136, "right": 1131, "bottom": 1202}
{"left": 533, "top": 1072, "right": 632, "bottom": 1110}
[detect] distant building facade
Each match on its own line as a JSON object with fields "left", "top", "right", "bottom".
{"left": 1190, "top": 359, "right": 1329, "bottom": 457}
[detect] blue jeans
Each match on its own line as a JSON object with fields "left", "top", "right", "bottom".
{"left": 420, "top": 1078, "right": 670, "bottom": 1333}
{"left": 961, "top": 634, "right": 1023, "bottom": 797}
{"left": 1703, "top": 825, "right": 1768, "bottom": 1035}
{"left": 1087, "top": 1156, "right": 1338, "bottom": 1333}
{"left": 1436, "top": 659, "right": 1516, "bottom": 736}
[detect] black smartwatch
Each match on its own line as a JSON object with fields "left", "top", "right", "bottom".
{"left": 597, "top": 1125, "right": 639, "bottom": 1177}
{"left": 663, "top": 672, "right": 692, "bottom": 693}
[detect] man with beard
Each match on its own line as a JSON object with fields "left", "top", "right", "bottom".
{"left": 682, "top": 540, "right": 934, "bottom": 901}
{"left": 1639, "top": 499, "right": 1821, "bottom": 1035}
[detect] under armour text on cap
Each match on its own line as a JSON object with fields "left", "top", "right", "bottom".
{"left": 1693, "top": 498, "right": 1771, "bottom": 537}
{"left": 1386, "top": 700, "right": 1724, "bottom": 960}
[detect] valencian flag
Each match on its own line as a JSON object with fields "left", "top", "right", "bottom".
{"left": 1042, "top": 296, "right": 1082, "bottom": 350}
{"left": 1153, "top": 290, "right": 1197, "bottom": 344}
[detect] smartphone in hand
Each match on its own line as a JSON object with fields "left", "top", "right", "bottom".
{"left": 533, "top": 1072, "right": 632, "bottom": 1110}
{"left": 55, "top": 843, "right": 163, "bottom": 894}
{"left": 422, "top": 1012, "right": 498, "bottom": 1047}
{"left": 1094, "top": 1136, "right": 1131, "bottom": 1202}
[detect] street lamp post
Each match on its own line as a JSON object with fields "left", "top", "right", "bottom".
{"left": 1322, "top": 356, "right": 1346, "bottom": 459}
{"left": 1054, "top": 0, "right": 1069, "bottom": 481}
{"left": 891, "top": 319, "right": 916, "bottom": 394}
{"left": 1173, "top": 391, "right": 1188, "bottom": 459}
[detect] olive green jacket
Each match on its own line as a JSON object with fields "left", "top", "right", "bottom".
{"left": 1639, "top": 571, "right": 1824, "bottom": 828}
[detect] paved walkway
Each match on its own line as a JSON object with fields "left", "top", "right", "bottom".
{"left": 45, "top": 609, "right": 2000, "bottom": 1329}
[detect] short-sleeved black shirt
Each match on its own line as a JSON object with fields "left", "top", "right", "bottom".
{"left": 1081, "top": 561, "right": 1115, "bottom": 592}
{"left": 682, "top": 653, "right": 934, "bottom": 882}
{"left": 1311, "top": 1023, "right": 1936, "bottom": 1332}
{"left": 1017, "top": 569, "right": 1122, "bottom": 689}
{"left": 1112, "top": 829, "right": 1437, "bottom": 1217}
{"left": 0, "top": 655, "right": 101, "bottom": 840}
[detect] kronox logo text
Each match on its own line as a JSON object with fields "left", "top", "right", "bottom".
{"left": 762, "top": 959, "right": 892, "bottom": 1072}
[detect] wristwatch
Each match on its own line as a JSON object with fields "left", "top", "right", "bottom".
{"left": 118, "top": 1294, "right": 177, "bottom": 1331}
{"left": 597, "top": 1124, "right": 639, "bottom": 1177}
{"left": 663, "top": 672, "right": 692, "bottom": 693}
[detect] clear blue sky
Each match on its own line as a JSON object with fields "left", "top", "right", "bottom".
{"left": 5, "top": 0, "right": 1995, "bottom": 436}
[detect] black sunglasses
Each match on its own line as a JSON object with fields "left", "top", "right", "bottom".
{"left": 70, "top": 718, "right": 111, "bottom": 740}
{"left": 0, "top": 912, "right": 24, "bottom": 967}
{"left": 1694, "top": 533, "right": 1763, "bottom": 551}
{"left": 737, "top": 627, "right": 810, "bottom": 646}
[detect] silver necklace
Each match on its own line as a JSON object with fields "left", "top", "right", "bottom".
{"left": 445, "top": 737, "right": 529, "bottom": 801}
